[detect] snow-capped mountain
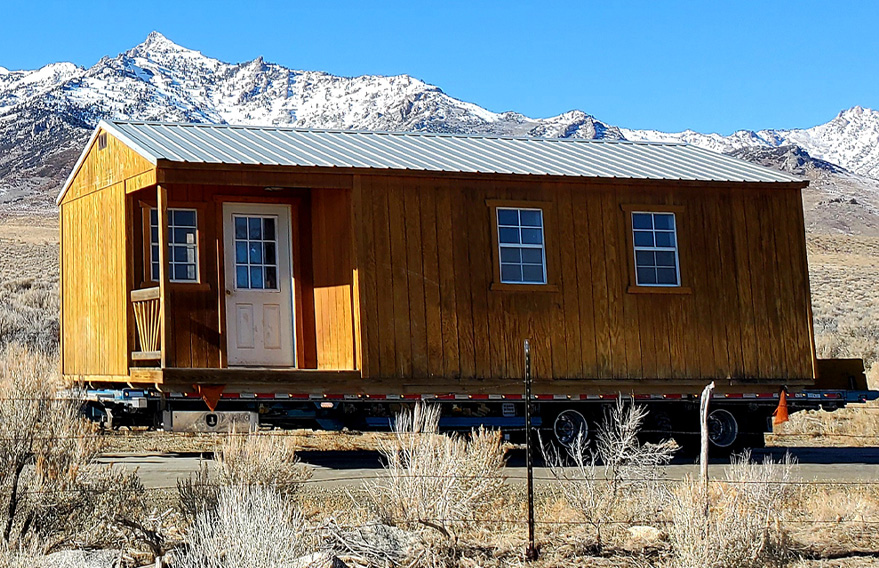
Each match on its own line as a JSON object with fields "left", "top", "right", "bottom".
{"left": 621, "top": 106, "right": 879, "bottom": 180}
{"left": 1, "top": 31, "right": 878, "bottom": 224}
{"left": 0, "top": 32, "right": 626, "bottom": 210}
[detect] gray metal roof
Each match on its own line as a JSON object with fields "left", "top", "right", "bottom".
{"left": 58, "top": 119, "right": 804, "bottom": 203}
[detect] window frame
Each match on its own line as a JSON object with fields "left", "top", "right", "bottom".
{"left": 230, "top": 213, "right": 281, "bottom": 292}
{"left": 486, "top": 199, "right": 558, "bottom": 293}
{"left": 141, "top": 203, "right": 204, "bottom": 286}
{"left": 621, "top": 204, "right": 691, "bottom": 295}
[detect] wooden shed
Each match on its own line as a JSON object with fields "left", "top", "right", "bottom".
{"left": 57, "top": 120, "right": 814, "bottom": 395}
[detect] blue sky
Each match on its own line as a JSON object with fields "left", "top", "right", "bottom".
{"left": 1, "top": 1, "right": 875, "bottom": 133}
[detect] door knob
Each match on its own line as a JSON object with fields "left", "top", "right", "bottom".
{"left": 225, "top": 289, "right": 232, "bottom": 296}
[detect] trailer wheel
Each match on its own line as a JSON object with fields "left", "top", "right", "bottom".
{"left": 553, "top": 409, "right": 589, "bottom": 448}
{"left": 707, "top": 409, "right": 739, "bottom": 449}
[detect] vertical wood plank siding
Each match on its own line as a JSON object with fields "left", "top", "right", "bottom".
{"left": 60, "top": 182, "right": 129, "bottom": 376}
{"left": 356, "top": 176, "right": 814, "bottom": 381}
{"left": 60, "top": 130, "right": 153, "bottom": 378}
{"left": 311, "top": 188, "right": 355, "bottom": 369}
{"left": 61, "top": 137, "right": 813, "bottom": 386}
{"left": 136, "top": 183, "right": 354, "bottom": 371}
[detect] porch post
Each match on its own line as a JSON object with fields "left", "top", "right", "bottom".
{"left": 157, "top": 185, "right": 171, "bottom": 368}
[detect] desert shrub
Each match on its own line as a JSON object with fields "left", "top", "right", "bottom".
{"left": 173, "top": 485, "right": 308, "bottom": 568}
{"left": 178, "top": 431, "right": 311, "bottom": 521}
{"left": 542, "top": 399, "right": 676, "bottom": 553}
{"left": 0, "top": 278, "right": 59, "bottom": 355}
{"left": 0, "top": 344, "right": 160, "bottom": 559}
{"left": 365, "top": 403, "right": 506, "bottom": 541}
{"left": 664, "top": 451, "right": 796, "bottom": 568}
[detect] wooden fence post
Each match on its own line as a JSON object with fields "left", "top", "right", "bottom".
{"left": 699, "top": 381, "right": 715, "bottom": 520}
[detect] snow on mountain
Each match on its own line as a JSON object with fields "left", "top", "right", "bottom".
{"left": 0, "top": 32, "right": 628, "bottom": 210}
{"left": 781, "top": 106, "right": 879, "bottom": 180}
{"left": 0, "top": 30, "right": 877, "bottom": 220}
{"left": 622, "top": 106, "right": 879, "bottom": 180}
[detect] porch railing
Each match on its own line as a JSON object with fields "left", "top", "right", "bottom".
{"left": 131, "top": 287, "right": 161, "bottom": 361}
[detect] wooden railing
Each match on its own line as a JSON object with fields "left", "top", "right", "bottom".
{"left": 131, "top": 287, "right": 161, "bottom": 361}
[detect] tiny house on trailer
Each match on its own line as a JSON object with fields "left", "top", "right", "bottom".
{"left": 58, "top": 120, "right": 865, "bottom": 448}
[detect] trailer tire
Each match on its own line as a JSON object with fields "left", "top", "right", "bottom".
{"left": 707, "top": 408, "right": 739, "bottom": 449}
{"left": 552, "top": 409, "right": 590, "bottom": 448}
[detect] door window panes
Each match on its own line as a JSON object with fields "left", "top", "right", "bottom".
{"left": 233, "top": 215, "right": 280, "bottom": 290}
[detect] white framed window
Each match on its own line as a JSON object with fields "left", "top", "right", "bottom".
{"left": 496, "top": 207, "right": 547, "bottom": 285}
{"left": 232, "top": 215, "right": 279, "bottom": 290}
{"left": 631, "top": 211, "right": 680, "bottom": 286}
{"left": 149, "top": 208, "right": 199, "bottom": 283}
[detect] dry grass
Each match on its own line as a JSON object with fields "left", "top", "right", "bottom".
{"left": 100, "top": 427, "right": 400, "bottom": 454}
{"left": 809, "top": 234, "right": 879, "bottom": 368}
{"left": 665, "top": 452, "right": 797, "bottom": 568}
{"left": 172, "top": 485, "right": 308, "bottom": 568}
{"left": 177, "top": 430, "right": 312, "bottom": 524}
{"left": 365, "top": 403, "right": 506, "bottom": 541}
{"left": 0, "top": 344, "right": 162, "bottom": 564}
{"left": 0, "top": 216, "right": 58, "bottom": 355}
{"left": 541, "top": 399, "right": 676, "bottom": 553}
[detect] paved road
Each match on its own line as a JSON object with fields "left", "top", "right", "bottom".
{"left": 98, "top": 446, "right": 879, "bottom": 489}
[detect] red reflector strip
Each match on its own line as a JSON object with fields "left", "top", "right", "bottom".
{"left": 634, "top": 394, "right": 652, "bottom": 400}
{"left": 663, "top": 394, "right": 683, "bottom": 400}
{"left": 535, "top": 394, "right": 554, "bottom": 400}
{"left": 220, "top": 393, "right": 240, "bottom": 399}
{"left": 756, "top": 393, "right": 776, "bottom": 399}
{"left": 725, "top": 393, "right": 744, "bottom": 399}
{"left": 505, "top": 394, "right": 523, "bottom": 400}
{"left": 470, "top": 394, "right": 490, "bottom": 400}
{"left": 435, "top": 394, "right": 455, "bottom": 400}
{"left": 324, "top": 394, "right": 344, "bottom": 400}
{"left": 366, "top": 394, "right": 386, "bottom": 400}
{"left": 823, "top": 392, "right": 842, "bottom": 399}
{"left": 255, "top": 393, "right": 274, "bottom": 399}
{"left": 402, "top": 394, "right": 421, "bottom": 400}
{"left": 600, "top": 394, "right": 618, "bottom": 400}
{"left": 288, "top": 394, "right": 309, "bottom": 400}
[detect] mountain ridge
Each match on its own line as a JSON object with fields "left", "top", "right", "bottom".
{"left": 0, "top": 31, "right": 877, "bottom": 218}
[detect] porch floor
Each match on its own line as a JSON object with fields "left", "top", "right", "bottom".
{"left": 129, "top": 367, "right": 361, "bottom": 392}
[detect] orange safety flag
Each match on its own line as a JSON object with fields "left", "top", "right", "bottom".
{"left": 194, "top": 384, "right": 225, "bottom": 412}
{"left": 772, "top": 389, "right": 789, "bottom": 425}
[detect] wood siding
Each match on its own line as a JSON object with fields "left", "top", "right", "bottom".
{"left": 61, "top": 146, "right": 814, "bottom": 389}
{"left": 128, "top": 182, "right": 354, "bottom": 371}
{"left": 60, "top": 130, "right": 154, "bottom": 204}
{"left": 60, "top": 182, "right": 129, "bottom": 377}
{"left": 355, "top": 175, "right": 815, "bottom": 382}
{"left": 311, "top": 188, "right": 355, "bottom": 369}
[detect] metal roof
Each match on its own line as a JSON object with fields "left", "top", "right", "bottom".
{"left": 58, "top": 119, "right": 804, "bottom": 203}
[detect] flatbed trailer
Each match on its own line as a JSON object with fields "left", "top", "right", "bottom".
{"left": 82, "top": 359, "right": 878, "bottom": 452}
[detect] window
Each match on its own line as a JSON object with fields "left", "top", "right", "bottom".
{"left": 496, "top": 207, "right": 547, "bottom": 285}
{"left": 631, "top": 211, "right": 680, "bottom": 286}
{"left": 233, "top": 215, "right": 279, "bottom": 290}
{"left": 149, "top": 208, "right": 199, "bottom": 282}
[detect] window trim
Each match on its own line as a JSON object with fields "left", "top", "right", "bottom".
{"left": 141, "top": 203, "right": 204, "bottom": 286}
{"left": 621, "top": 204, "right": 692, "bottom": 295}
{"left": 230, "top": 213, "right": 281, "bottom": 292}
{"left": 486, "top": 199, "right": 558, "bottom": 293}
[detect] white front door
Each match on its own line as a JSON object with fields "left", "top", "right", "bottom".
{"left": 223, "top": 203, "right": 295, "bottom": 367}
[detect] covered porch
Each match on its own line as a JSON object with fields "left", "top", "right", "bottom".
{"left": 126, "top": 177, "right": 359, "bottom": 382}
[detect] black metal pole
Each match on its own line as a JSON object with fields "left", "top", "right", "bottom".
{"left": 524, "top": 339, "right": 538, "bottom": 561}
